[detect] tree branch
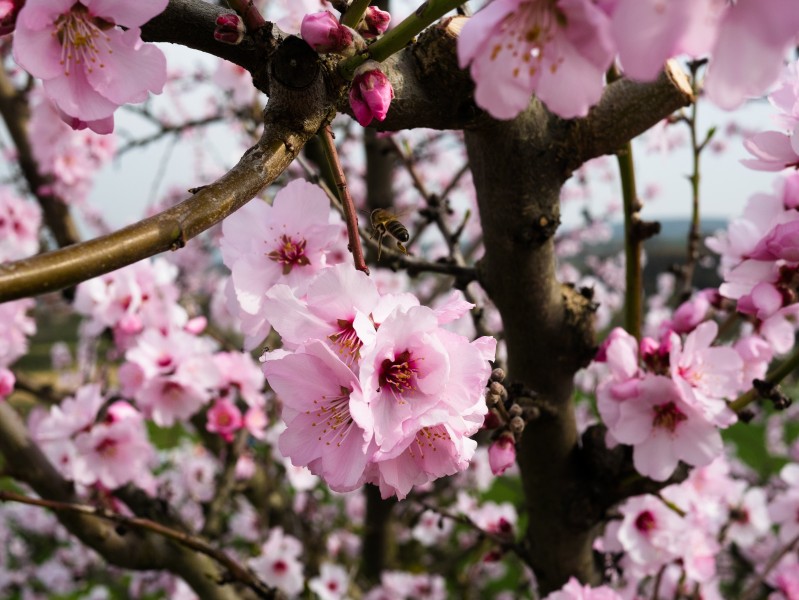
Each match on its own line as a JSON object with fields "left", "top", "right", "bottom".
{"left": 0, "top": 403, "right": 246, "bottom": 600}
{"left": 0, "top": 57, "right": 337, "bottom": 303}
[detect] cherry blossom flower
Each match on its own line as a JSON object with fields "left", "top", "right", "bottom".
{"left": 458, "top": 0, "right": 614, "bottom": 119}
{"left": 205, "top": 398, "right": 243, "bottom": 442}
{"left": 262, "top": 264, "right": 381, "bottom": 369}
{"left": 616, "top": 494, "right": 684, "bottom": 574}
{"left": 609, "top": 374, "right": 724, "bottom": 481}
{"left": 220, "top": 180, "right": 343, "bottom": 349}
{"left": 72, "top": 401, "right": 154, "bottom": 489}
{"left": 0, "top": 189, "right": 41, "bottom": 262}
{"left": 354, "top": 305, "right": 494, "bottom": 458}
{"left": 13, "top": 0, "right": 168, "bottom": 132}
{"left": 0, "top": 299, "right": 35, "bottom": 368}
{"left": 263, "top": 341, "right": 372, "bottom": 493}
{"left": 249, "top": 528, "right": 305, "bottom": 596}
{"left": 360, "top": 6, "right": 390, "bottom": 39}
{"left": 544, "top": 577, "right": 623, "bottom": 600}
{"left": 308, "top": 562, "right": 349, "bottom": 600}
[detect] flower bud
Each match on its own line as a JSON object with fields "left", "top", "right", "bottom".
{"left": 0, "top": 0, "right": 24, "bottom": 36}
{"left": 349, "top": 62, "right": 393, "bottom": 127}
{"left": 301, "top": 11, "right": 354, "bottom": 54}
{"left": 0, "top": 368, "right": 14, "bottom": 399}
{"left": 490, "top": 367, "right": 505, "bottom": 382}
{"left": 359, "top": 6, "right": 390, "bottom": 39}
{"left": 488, "top": 432, "right": 516, "bottom": 476}
{"left": 214, "top": 13, "right": 245, "bottom": 45}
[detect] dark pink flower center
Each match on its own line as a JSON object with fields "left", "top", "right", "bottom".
{"left": 267, "top": 234, "right": 310, "bottom": 274}
{"left": 94, "top": 437, "right": 117, "bottom": 457}
{"left": 652, "top": 401, "right": 687, "bottom": 433}
{"left": 272, "top": 560, "right": 288, "bottom": 575}
{"left": 379, "top": 350, "right": 417, "bottom": 396}
{"left": 635, "top": 510, "right": 656, "bottom": 533}
{"left": 730, "top": 507, "right": 749, "bottom": 524}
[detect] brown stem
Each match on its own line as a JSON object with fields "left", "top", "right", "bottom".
{"left": 0, "top": 66, "right": 337, "bottom": 303}
{"left": 320, "top": 125, "right": 370, "bottom": 274}
{"left": 361, "top": 484, "right": 396, "bottom": 583}
{"left": 0, "top": 70, "right": 80, "bottom": 247}
{"left": 226, "top": 0, "right": 267, "bottom": 32}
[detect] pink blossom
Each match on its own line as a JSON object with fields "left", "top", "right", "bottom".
{"left": 742, "top": 131, "right": 799, "bottom": 171}
{"left": 411, "top": 509, "right": 454, "bottom": 546}
{"left": 349, "top": 62, "right": 394, "bottom": 126}
{"left": 212, "top": 351, "right": 265, "bottom": 408}
{"left": 0, "top": 188, "right": 41, "bottom": 262}
{"left": 704, "top": 0, "right": 799, "bottom": 110}
{"left": 488, "top": 432, "right": 516, "bottom": 476}
{"left": 301, "top": 11, "right": 354, "bottom": 54}
{"left": 248, "top": 528, "right": 305, "bottom": 596}
{"left": 457, "top": 0, "right": 614, "bottom": 119}
{"left": 220, "top": 179, "right": 343, "bottom": 350}
{"left": 72, "top": 401, "right": 153, "bottom": 489}
{"left": 13, "top": 0, "right": 168, "bottom": 132}
{"left": 308, "top": 562, "right": 349, "bottom": 600}
{"left": 616, "top": 494, "right": 684, "bottom": 574}
{"left": 206, "top": 398, "right": 243, "bottom": 442}
{"left": 544, "top": 577, "right": 623, "bottom": 600}
{"left": 610, "top": 375, "right": 724, "bottom": 481}
{"left": 243, "top": 406, "right": 268, "bottom": 440}
{"left": 669, "top": 321, "right": 740, "bottom": 427}
{"left": 354, "top": 305, "right": 493, "bottom": 458}
{"left": 610, "top": 0, "right": 721, "bottom": 81}
{"left": 750, "top": 220, "right": 799, "bottom": 262}
{"left": 262, "top": 264, "right": 381, "bottom": 369}
{"left": 0, "top": 299, "right": 35, "bottom": 369}
{"left": 735, "top": 335, "right": 773, "bottom": 389}
{"left": 263, "top": 341, "right": 371, "bottom": 493}
{"left": 366, "top": 422, "right": 480, "bottom": 500}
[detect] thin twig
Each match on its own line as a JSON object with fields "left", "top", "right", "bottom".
{"left": 740, "top": 533, "right": 799, "bottom": 600}
{"left": 0, "top": 489, "right": 276, "bottom": 599}
{"left": 730, "top": 346, "right": 799, "bottom": 413}
{"left": 320, "top": 125, "right": 370, "bottom": 274}
{"left": 226, "top": 0, "right": 267, "bottom": 32}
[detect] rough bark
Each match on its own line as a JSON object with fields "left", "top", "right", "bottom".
{"left": 465, "top": 70, "right": 692, "bottom": 593}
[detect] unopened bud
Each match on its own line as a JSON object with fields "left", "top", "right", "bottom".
{"left": 488, "top": 381, "right": 506, "bottom": 400}
{"left": 509, "top": 416, "right": 525, "bottom": 434}
{"left": 349, "top": 61, "right": 393, "bottom": 126}
{"left": 0, "top": 0, "right": 24, "bottom": 36}
{"left": 485, "top": 392, "right": 501, "bottom": 408}
{"left": 358, "top": 6, "right": 390, "bottom": 39}
{"left": 508, "top": 403, "right": 523, "bottom": 418}
{"left": 214, "top": 13, "right": 245, "bottom": 45}
{"left": 488, "top": 432, "right": 516, "bottom": 475}
{"left": 490, "top": 367, "right": 505, "bottom": 382}
{"left": 301, "top": 11, "right": 354, "bottom": 54}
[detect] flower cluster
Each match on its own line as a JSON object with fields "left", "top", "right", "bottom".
{"left": 262, "top": 264, "right": 496, "bottom": 499}
{"left": 707, "top": 171, "right": 799, "bottom": 354}
{"left": 458, "top": 0, "right": 799, "bottom": 119}
{"left": 31, "top": 384, "right": 155, "bottom": 490}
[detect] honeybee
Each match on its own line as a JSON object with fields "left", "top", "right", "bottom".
{"left": 370, "top": 208, "right": 410, "bottom": 261}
